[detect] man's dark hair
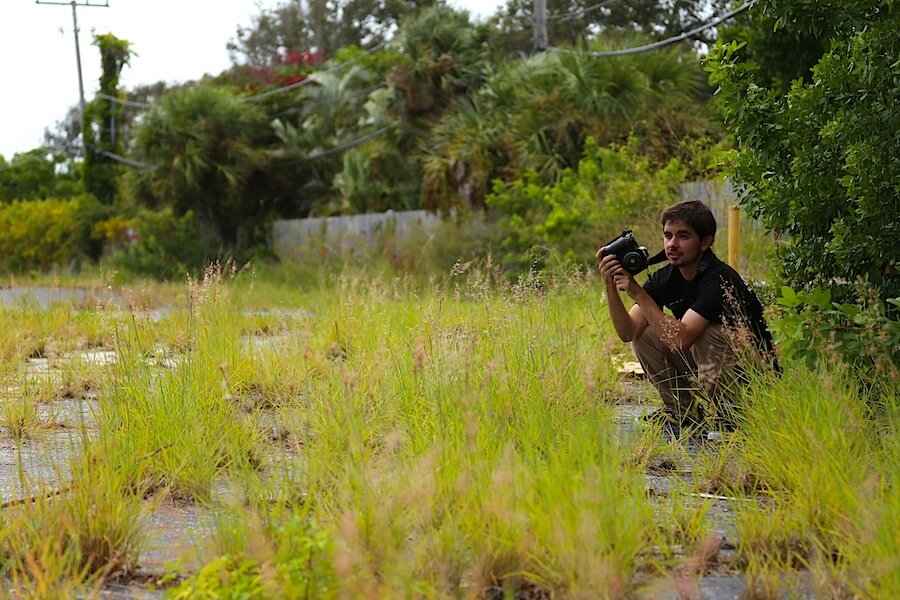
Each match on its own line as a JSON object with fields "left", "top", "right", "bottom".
{"left": 660, "top": 200, "right": 717, "bottom": 240}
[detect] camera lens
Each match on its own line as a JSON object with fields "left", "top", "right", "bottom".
{"left": 622, "top": 251, "right": 643, "bottom": 272}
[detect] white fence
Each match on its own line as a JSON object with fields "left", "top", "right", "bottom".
{"left": 272, "top": 209, "right": 442, "bottom": 261}
{"left": 678, "top": 179, "right": 735, "bottom": 224}
{"left": 271, "top": 181, "right": 738, "bottom": 260}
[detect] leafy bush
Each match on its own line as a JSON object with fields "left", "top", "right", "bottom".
{"left": 771, "top": 284, "right": 899, "bottom": 383}
{"left": 0, "top": 149, "right": 82, "bottom": 202}
{"left": 0, "top": 195, "right": 106, "bottom": 271}
{"left": 486, "top": 138, "right": 685, "bottom": 274}
{"left": 708, "top": 2, "right": 899, "bottom": 302}
{"left": 99, "top": 207, "right": 209, "bottom": 280}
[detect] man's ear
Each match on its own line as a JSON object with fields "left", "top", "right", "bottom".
{"left": 700, "top": 235, "right": 714, "bottom": 252}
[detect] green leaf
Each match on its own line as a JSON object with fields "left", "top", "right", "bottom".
{"left": 780, "top": 286, "right": 800, "bottom": 308}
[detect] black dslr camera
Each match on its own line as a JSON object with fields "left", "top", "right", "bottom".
{"left": 601, "top": 230, "right": 650, "bottom": 275}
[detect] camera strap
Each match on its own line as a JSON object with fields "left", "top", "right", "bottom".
{"left": 648, "top": 249, "right": 667, "bottom": 266}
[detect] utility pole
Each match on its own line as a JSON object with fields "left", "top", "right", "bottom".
{"left": 36, "top": 0, "right": 110, "bottom": 156}
{"left": 534, "top": 0, "right": 547, "bottom": 52}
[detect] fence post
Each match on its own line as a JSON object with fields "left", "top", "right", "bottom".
{"left": 728, "top": 205, "right": 741, "bottom": 269}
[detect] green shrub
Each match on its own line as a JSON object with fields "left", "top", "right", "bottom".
{"left": 171, "top": 509, "right": 334, "bottom": 599}
{"left": 0, "top": 194, "right": 106, "bottom": 271}
{"left": 0, "top": 148, "right": 82, "bottom": 203}
{"left": 708, "top": 2, "right": 900, "bottom": 302}
{"left": 486, "top": 137, "right": 685, "bottom": 275}
{"left": 105, "top": 207, "right": 209, "bottom": 280}
{"left": 772, "top": 284, "right": 899, "bottom": 383}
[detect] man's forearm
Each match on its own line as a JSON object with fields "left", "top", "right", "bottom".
{"left": 630, "top": 287, "right": 684, "bottom": 351}
{"left": 605, "top": 282, "right": 638, "bottom": 341}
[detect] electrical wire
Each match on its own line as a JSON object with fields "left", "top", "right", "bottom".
{"left": 96, "top": 93, "right": 150, "bottom": 108}
{"left": 546, "top": 0, "right": 619, "bottom": 23}
{"left": 86, "top": 143, "right": 154, "bottom": 170}
{"left": 74, "top": 121, "right": 398, "bottom": 172}
{"left": 278, "top": 123, "right": 398, "bottom": 168}
{"left": 569, "top": 2, "right": 753, "bottom": 57}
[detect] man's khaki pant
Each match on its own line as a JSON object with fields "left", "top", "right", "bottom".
{"left": 631, "top": 324, "right": 734, "bottom": 425}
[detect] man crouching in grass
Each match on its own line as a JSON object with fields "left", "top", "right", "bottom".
{"left": 597, "top": 200, "right": 777, "bottom": 436}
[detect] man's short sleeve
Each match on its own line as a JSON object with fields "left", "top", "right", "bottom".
{"left": 690, "top": 275, "right": 725, "bottom": 322}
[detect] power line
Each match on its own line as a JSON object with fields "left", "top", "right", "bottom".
{"left": 86, "top": 143, "right": 154, "bottom": 170}
{"left": 278, "top": 123, "right": 398, "bottom": 168}
{"left": 78, "top": 121, "right": 398, "bottom": 172}
{"left": 97, "top": 92, "right": 149, "bottom": 108}
{"left": 575, "top": 2, "right": 753, "bottom": 57}
{"left": 546, "top": 0, "right": 618, "bottom": 23}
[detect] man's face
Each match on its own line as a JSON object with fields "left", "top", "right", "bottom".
{"left": 663, "top": 220, "right": 712, "bottom": 269}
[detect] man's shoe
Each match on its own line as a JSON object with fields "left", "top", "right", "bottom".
{"left": 661, "top": 419, "right": 682, "bottom": 440}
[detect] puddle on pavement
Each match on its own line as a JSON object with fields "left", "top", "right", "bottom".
{"left": 0, "top": 431, "right": 80, "bottom": 502}
{"left": 0, "top": 286, "right": 126, "bottom": 309}
{"left": 141, "top": 499, "right": 215, "bottom": 573}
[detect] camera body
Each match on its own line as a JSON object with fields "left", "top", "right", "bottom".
{"left": 602, "top": 230, "right": 650, "bottom": 275}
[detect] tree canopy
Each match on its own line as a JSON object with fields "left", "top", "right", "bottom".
{"left": 709, "top": 0, "right": 899, "bottom": 301}
{"left": 124, "top": 86, "right": 270, "bottom": 250}
{"left": 227, "top": 0, "right": 439, "bottom": 66}
{"left": 0, "top": 150, "right": 81, "bottom": 203}
{"left": 6, "top": 2, "right": 742, "bottom": 266}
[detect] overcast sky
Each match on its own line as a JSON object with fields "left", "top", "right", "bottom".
{"left": 0, "top": 0, "right": 502, "bottom": 160}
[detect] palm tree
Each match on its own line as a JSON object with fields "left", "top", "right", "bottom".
{"left": 125, "top": 85, "right": 268, "bottom": 250}
{"left": 421, "top": 39, "right": 709, "bottom": 208}
{"left": 391, "top": 4, "right": 489, "bottom": 116}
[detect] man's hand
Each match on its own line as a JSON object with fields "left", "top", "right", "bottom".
{"left": 596, "top": 250, "right": 641, "bottom": 298}
{"left": 597, "top": 247, "right": 648, "bottom": 343}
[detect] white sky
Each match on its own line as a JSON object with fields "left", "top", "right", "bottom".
{"left": 0, "top": 0, "right": 501, "bottom": 160}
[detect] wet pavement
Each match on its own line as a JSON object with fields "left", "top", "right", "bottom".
{"left": 0, "top": 285, "right": 126, "bottom": 309}
{"left": 140, "top": 498, "right": 215, "bottom": 573}
{"left": 0, "top": 431, "right": 77, "bottom": 502}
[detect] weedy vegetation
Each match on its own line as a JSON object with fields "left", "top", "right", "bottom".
{"left": 0, "top": 262, "right": 894, "bottom": 598}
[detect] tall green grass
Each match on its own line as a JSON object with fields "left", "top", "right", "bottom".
{"left": 2, "top": 435, "right": 149, "bottom": 596}
{"left": 171, "top": 271, "right": 662, "bottom": 598}
{"left": 0, "top": 263, "right": 896, "bottom": 598}
{"left": 98, "top": 267, "right": 262, "bottom": 501}
{"left": 731, "top": 364, "right": 899, "bottom": 598}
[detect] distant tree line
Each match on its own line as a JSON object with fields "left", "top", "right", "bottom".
{"left": 0, "top": 0, "right": 895, "bottom": 316}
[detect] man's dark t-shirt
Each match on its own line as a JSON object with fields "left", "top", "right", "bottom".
{"left": 643, "top": 250, "right": 775, "bottom": 355}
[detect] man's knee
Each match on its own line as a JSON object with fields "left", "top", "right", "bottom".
{"left": 691, "top": 324, "right": 737, "bottom": 401}
{"left": 631, "top": 328, "right": 656, "bottom": 361}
